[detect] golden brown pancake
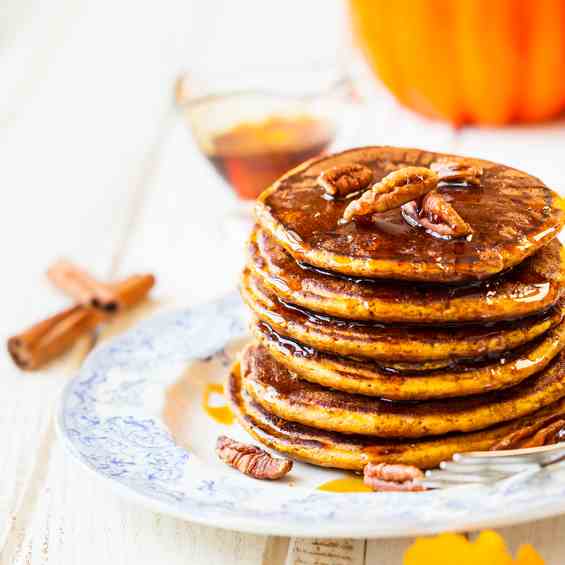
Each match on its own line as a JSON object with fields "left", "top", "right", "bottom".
{"left": 242, "top": 268, "right": 564, "bottom": 362}
{"left": 241, "top": 343, "right": 565, "bottom": 438}
{"left": 255, "top": 147, "right": 565, "bottom": 282}
{"left": 249, "top": 228, "right": 565, "bottom": 323}
{"left": 254, "top": 321, "right": 565, "bottom": 400}
{"left": 229, "top": 361, "right": 565, "bottom": 470}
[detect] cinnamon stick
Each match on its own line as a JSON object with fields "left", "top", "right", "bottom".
{"left": 47, "top": 260, "right": 118, "bottom": 312}
{"left": 8, "top": 273, "right": 156, "bottom": 371}
{"left": 7, "top": 305, "right": 103, "bottom": 370}
{"left": 112, "top": 274, "right": 156, "bottom": 308}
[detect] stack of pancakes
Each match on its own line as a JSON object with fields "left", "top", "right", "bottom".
{"left": 230, "top": 147, "right": 565, "bottom": 470}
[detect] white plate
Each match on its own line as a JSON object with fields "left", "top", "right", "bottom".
{"left": 57, "top": 292, "right": 565, "bottom": 538}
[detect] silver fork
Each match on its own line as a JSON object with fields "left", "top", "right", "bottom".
{"left": 420, "top": 443, "right": 565, "bottom": 489}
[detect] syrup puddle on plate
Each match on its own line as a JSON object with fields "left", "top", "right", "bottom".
{"left": 162, "top": 337, "right": 376, "bottom": 491}
{"left": 202, "top": 383, "right": 235, "bottom": 425}
{"left": 317, "top": 476, "right": 372, "bottom": 493}
{"left": 162, "top": 340, "right": 245, "bottom": 466}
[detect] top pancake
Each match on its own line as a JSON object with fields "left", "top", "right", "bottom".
{"left": 255, "top": 146, "right": 565, "bottom": 282}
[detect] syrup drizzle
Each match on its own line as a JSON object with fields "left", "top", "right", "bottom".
{"left": 318, "top": 476, "right": 373, "bottom": 493}
{"left": 202, "top": 383, "right": 234, "bottom": 425}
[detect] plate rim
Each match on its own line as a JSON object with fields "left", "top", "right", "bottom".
{"left": 56, "top": 292, "right": 565, "bottom": 538}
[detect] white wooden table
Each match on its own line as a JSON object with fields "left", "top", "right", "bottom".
{"left": 2, "top": 1, "right": 565, "bottom": 563}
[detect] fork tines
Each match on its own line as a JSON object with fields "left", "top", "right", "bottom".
{"left": 419, "top": 443, "right": 565, "bottom": 490}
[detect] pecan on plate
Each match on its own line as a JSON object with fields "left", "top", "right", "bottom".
{"left": 342, "top": 166, "right": 437, "bottom": 222}
{"left": 318, "top": 163, "right": 373, "bottom": 197}
{"left": 216, "top": 435, "right": 292, "bottom": 480}
{"left": 363, "top": 462, "right": 425, "bottom": 492}
{"left": 402, "top": 191, "right": 473, "bottom": 239}
{"left": 431, "top": 158, "right": 483, "bottom": 186}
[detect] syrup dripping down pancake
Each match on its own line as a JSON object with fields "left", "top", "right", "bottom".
{"left": 229, "top": 361, "right": 565, "bottom": 470}
{"left": 249, "top": 228, "right": 564, "bottom": 323}
{"left": 241, "top": 268, "right": 564, "bottom": 362}
{"left": 253, "top": 321, "right": 565, "bottom": 400}
{"left": 240, "top": 344, "right": 565, "bottom": 438}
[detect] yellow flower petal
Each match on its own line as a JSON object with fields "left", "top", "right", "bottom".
{"left": 472, "top": 531, "right": 513, "bottom": 565}
{"left": 404, "top": 533, "right": 473, "bottom": 565}
{"left": 514, "top": 544, "right": 544, "bottom": 565}
{"left": 403, "top": 531, "right": 545, "bottom": 565}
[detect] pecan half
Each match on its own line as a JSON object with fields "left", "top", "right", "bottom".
{"left": 421, "top": 191, "right": 473, "bottom": 237}
{"left": 363, "top": 462, "right": 425, "bottom": 492}
{"left": 342, "top": 167, "right": 437, "bottom": 222}
{"left": 431, "top": 158, "right": 483, "bottom": 186}
{"left": 318, "top": 163, "right": 373, "bottom": 197}
{"left": 402, "top": 191, "right": 473, "bottom": 239}
{"left": 216, "top": 435, "right": 292, "bottom": 480}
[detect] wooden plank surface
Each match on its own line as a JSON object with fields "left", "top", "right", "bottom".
{"left": 3, "top": 1, "right": 565, "bottom": 564}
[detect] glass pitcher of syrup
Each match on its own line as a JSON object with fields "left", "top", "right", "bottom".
{"left": 176, "top": 62, "right": 359, "bottom": 202}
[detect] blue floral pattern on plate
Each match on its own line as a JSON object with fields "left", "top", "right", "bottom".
{"left": 57, "top": 292, "right": 565, "bottom": 537}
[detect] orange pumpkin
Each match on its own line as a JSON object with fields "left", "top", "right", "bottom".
{"left": 350, "top": 0, "right": 565, "bottom": 125}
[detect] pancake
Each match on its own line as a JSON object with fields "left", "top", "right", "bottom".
{"left": 255, "top": 147, "right": 565, "bottom": 282}
{"left": 249, "top": 228, "right": 565, "bottom": 323}
{"left": 241, "top": 268, "right": 564, "bottom": 362}
{"left": 254, "top": 321, "right": 565, "bottom": 400}
{"left": 241, "top": 344, "right": 565, "bottom": 438}
{"left": 229, "top": 361, "right": 565, "bottom": 470}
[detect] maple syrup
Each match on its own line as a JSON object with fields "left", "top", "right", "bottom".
{"left": 259, "top": 146, "right": 565, "bottom": 282}
{"left": 202, "top": 383, "right": 234, "bottom": 425}
{"left": 318, "top": 476, "right": 372, "bottom": 493}
{"left": 205, "top": 115, "right": 334, "bottom": 200}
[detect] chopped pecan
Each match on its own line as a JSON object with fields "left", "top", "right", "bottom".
{"left": 342, "top": 167, "right": 437, "bottom": 222}
{"left": 318, "top": 163, "right": 373, "bottom": 197}
{"left": 363, "top": 462, "right": 425, "bottom": 492}
{"left": 490, "top": 426, "right": 539, "bottom": 451}
{"left": 431, "top": 158, "right": 483, "bottom": 186}
{"left": 491, "top": 417, "right": 565, "bottom": 450}
{"left": 522, "top": 419, "right": 565, "bottom": 448}
{"left": 402, "top": 191, "right": 473, "bottom": 239}
{"left": 216, "top": 435, "right": 292, "bottom": 480}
